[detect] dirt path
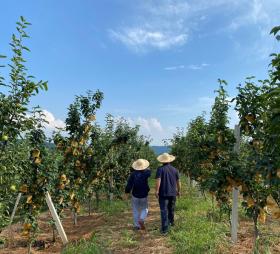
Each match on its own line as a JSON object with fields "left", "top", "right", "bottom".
{"left": 0, "top": 189, "right": 173, "bottom": 254}
{"left": 94, "top": 190, "right": 173, "bottom": 254}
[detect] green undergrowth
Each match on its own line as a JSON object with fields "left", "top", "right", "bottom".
{"left": 168, "top": 183, "right": 229, "bottom": 254}
{"left": 62, "top": 236, "right": 104, "bottom": 254}
{"left": 64, "top": 178, "right": 231, "bottom": 254}
{"left": 97, "top": 199, "right": 129, "bottom": 215}
{"left": 63, "top": 197, "right": 129, "bottom": 253}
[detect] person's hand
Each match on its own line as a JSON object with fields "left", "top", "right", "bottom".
{"left": 124, "top": 193, "right": 130, "bottom": 200}
{"left": 177, "top": 191, "right": 181, "bottom": 197}
{"left": 155, "top": 192, "right": 159, "bottom": 199}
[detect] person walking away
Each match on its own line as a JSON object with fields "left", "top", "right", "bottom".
{"left": 155, "top": 153, "right": 181, "bottom": 234}
{"left": 125, "top": 159, "right": 151, "bottom": 230}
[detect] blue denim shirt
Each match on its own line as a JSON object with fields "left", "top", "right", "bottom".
{"left": 125, "top": 169, "right": 151, "bottom": 198}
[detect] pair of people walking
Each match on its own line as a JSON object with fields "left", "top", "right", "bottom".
{"left": 125, "top": 153, "right": 181, "bottom": 234}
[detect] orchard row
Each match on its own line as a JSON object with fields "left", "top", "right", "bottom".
{"left": 170, "top": 26, "right": 280, "bottom": 240}
{"left": 0, "top": 17, "right": 157, "bottom": 251}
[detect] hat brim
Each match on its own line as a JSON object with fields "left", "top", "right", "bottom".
{"left": 132, "top": 160, "right": 150, "bottom": 171}
{"left": 157, "top": 155, "right": 176, "bottom": 163}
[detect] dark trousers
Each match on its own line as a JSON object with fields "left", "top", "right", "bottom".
{"left": 159, "top": 196, "right": 176, "bottom": 232}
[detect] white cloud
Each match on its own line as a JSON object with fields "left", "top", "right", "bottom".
{"left": 229, "top": 0, "right": 277, "bottom": 31}
{"left": 110, "top": 28, "right": 187, "bottom": 51}
{"left": 108, "top": 0, "right": 237, "bottom": 52}
{"left": 228, "top": 108, "right": 240, "bottom": 128}
{"left": 109, "top": 0, "right": 279, "bottom": 55}
{"left": 42, "top": 110, "right": 65, "bottom": 134}
{"left": 228, "top": 99, "right": 240, "bottom": 128}
{"left": 164, "top": 63, "right": 209, "bottom": 71}
{"left": 226, "top": 0, "right": 280, "bottom": 59}
{"left": 127, "top": 117, "right": 163, "bottom": 133}
{"left": 188, "top": 63, "right": 210, "bottom": 70}
{"left": 145, "top": 0, "right": 190, "bottom": 16}
{"left": 164, "top": 65, "right": 185, "bottom": 71}
{"left": 125, "top": 116, "right": 172, "bottom": 145}
{"left": 109, "top": 0, "right": 191, "bottom": 52}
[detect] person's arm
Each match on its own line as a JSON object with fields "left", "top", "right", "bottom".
{"left": 176, "top": 170, "right": 181, "bottom": 197}
{"left": 155, "top": 178, "right": 161, "bottom": 199}
{"left": 155, "top": 168, "right": 161, "bottom": 199}
{"left": 125, "top": 173, "right": 134, "bottom": 195}
{"left": 176, "top": 180, "right": 181, "bottom": 197}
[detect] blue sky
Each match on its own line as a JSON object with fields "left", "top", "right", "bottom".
{"left": 0, "top": 0, "right": 279, "bottom": 144}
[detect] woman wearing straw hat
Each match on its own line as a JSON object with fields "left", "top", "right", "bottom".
{"left": 125, "top": 159, "right": 151, "bottom": 230}
{"left": 155, "top": 153, "right": 181, "bottom": 234}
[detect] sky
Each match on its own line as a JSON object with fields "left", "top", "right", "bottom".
{"left": 0, "top": 0, "right": 279, "bottom": 145}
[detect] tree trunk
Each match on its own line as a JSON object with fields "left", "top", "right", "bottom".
{"left": 52, "top": 225, "right": 56, "bottom": 242}
{"left": 211, "top": 195, "right": 215, "bottom": 213}
{"left": 27, "top": 242, "right": 32, "bottom": 254}
{"left": 202, "top": 191, "right": 207, "bottom": 200}
{"left": 74, "top": 212, "right": 77, "bottom": 226}
{"left": 109, "top": 177, "right": 114, "bottom": 202}
{"left": 253, "top": 210, "right": 259, "bottom": 243}
{"left": 72, "top": 211, "right": 78, "bottom": 226}
{"left": 27, "top": 206, "right": 33, "bottom": 254}
{"left": 188, "top": 175, "right": 191, "bottom": 186}
{"left": 109, "top": 192, "right": 113, "bottom": 202}
{"left": 95, "top": 191, "right": 100, "bottom": 209}
{"left": 88, "top": 195, "right": 92, "bottom": 216}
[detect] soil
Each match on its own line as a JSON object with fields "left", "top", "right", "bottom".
{"left": 0, "top": 190, "right": 279, "bottom": 254}
{"left": 226, "top": 218, "right": 280, "bottom": 254}
{"left": 0, "top": 190, "right": 173, "bottom": 254}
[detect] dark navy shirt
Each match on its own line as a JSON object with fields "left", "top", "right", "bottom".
{"left": 125, "top": 169, "right": 151, "bottom": 198}
{"left": 156, "top": 163, "right": 179, "bottom": 197}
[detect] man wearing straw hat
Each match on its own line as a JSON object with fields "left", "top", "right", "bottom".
{"left": 125, "top": 159, "right": 151, "bottom": 230}
{"left": 155, "top": 153, "right": 181, "bottom": 234}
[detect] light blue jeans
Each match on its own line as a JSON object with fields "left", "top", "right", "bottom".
{"left": 132, "top": 195, "right": 148, "bottom": 227}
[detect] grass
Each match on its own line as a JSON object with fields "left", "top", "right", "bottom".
{"left": 119, "top": 229, "right": 138, "bottom": 248}
{"left": 168, "top": 183, "right": 229, "bottom": 254}
{"left": 253, "top": 220, "right": 280, "bottom": 254}
{"left": 62, "top": 236, "right": 104, "bottom": 254}
{"left": 97, "top": 199, "right": 129, "bottom": 216}
{"left": 63, "top": 197, "right": 129, "bottom": 254}
{"left": 63, "top": 178, "right": 280, "bottom": 254}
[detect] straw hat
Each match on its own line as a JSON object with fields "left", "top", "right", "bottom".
{"left": 157, "top": 153, "right": 176, "bottom": 163}
{"left": 132, "top": 159, "right": 150, "bottom": 171}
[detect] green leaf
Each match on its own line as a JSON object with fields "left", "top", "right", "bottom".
{"left": 246, "top": 76, "right": 255, "bottom": 80}
{"left": 270, "top": 26, "right": 280, "bottom": 35}
{"left": 22, "top": 46, "right": 30, "bottom": 52}
{"left": 43, "top": 82, "right": 48, "bottom": 91}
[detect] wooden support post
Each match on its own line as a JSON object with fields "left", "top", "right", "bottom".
{"left": 45, "top": 192, "right": 68, "bottom": 245}
{"left": 231, "top": 187, "right": 239, "bottom": 243}
{"left": 231, "top": 125, "right": 240, "bottom": 243}
{"left": 233, "top": 125, "right": 241, "bottom": 153}
{"left": 9, "top": 193, "right": 22, "bottom": 246}
{"left": 9, "top": 193, "right": 22, "bottom": 225}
